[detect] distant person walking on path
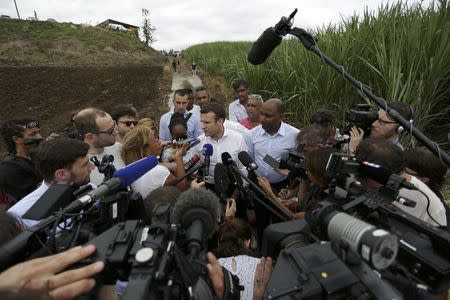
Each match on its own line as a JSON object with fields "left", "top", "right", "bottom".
{"left": 172, "top": 60, "right": 177, "bottom": 72}
{"left": 176, "top": 60, "right": 181, "bottom": 73}
{"left": 191, "top": 62, "right": 197, "bottom": 76}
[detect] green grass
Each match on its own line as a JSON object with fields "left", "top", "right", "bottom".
{"left": 184, "top": 0, "right": 450, "bottom": 147}
{"left": 0, "top": 18, "right": 162, "bottom": 66}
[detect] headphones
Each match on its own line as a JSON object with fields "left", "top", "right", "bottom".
{"left": 396, "top": 104, "right": 414, "bottom": 134}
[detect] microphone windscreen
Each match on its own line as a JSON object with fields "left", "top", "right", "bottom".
{"left": 221, "top": 152, "right": 233, "bottom": 166}
{"left": 214, "top": 163, "right": 231, "bottom": 196}
{"left": 202, "top": 143, "right": 214, "bottom": 156}
{"left": 248, "top": 27, "right": 282, "bottom": 65}
{"left": 112, "top": 155, "right": 159, "bottom": 189}
{"left": 171, "top": 188, "right": 220, "bottom": 239}
{"left": 238, "top": 151, "right": 254, "bottom": 167}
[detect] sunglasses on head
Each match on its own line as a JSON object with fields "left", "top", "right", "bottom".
{"left": 118, "top": 120, "right": 139, "bottom": 127}
{"left": 23, "top": 121, "right": 40, "bottom": 129}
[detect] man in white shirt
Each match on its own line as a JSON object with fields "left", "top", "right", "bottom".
{"left": 8, "top": 138, "right": 95, "bottom": 228}
{"left": 228, "top": 79, "right": 250, "bottom": 123}
{"left": 74, "top": 107, "right": 125, "bottom": 186}
{"left": 192, "top": 102, "right": 248, "bottom": 185}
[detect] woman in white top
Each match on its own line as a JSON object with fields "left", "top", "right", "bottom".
{"left": 215, "top": 218, "right": 260, "bottom": 300}
{"left": 120, "top": 125, "right": 188, "bottom": 199}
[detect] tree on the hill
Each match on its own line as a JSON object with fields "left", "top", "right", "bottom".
{"left": 142, "top": 8, "right": 156, "bottom": 46}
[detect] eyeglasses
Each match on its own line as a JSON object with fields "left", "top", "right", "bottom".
{"left": 376, "top": 118, "right": 397, "bottom": 126}
{"left": 118, "top": 120, "right": 138, "bottom": 127}
{"left": 95, "top": 121, "right": 116, "bottom": 135}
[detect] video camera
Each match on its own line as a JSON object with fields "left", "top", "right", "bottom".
{"left": 344, "top": 104, "right": 378, "bottom": 136}
{"left": 260, "top": 152, "right": 450, "bottom": 298}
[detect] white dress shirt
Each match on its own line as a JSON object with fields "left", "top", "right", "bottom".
{"left": 191, "top": 128, "right": 248, "bottom": 184}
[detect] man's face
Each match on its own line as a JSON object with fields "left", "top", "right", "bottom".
{"left": 260, "top": 102, "right": 282, "bottom": 133}
{"left": 246, "top": 98, "right": 262, "bottom": 118}
{"left": 93, "top": 115, "right": 117, "bottom": 148}
{"left": 201, "top": 112, "right": 222, "bottom": 138}
{"left": 173, "top": 95, "right": 188, "bottom": 113}
{"left": 370, "top": 109, "right": 398, "bottom": 139}
{"left": 195, "top": 90, "right": 210, "bottom": 107}
{"left": 235, "top": 85, "right": 249, "bottom": 103}
{"left": 68, "top": 154, "right": 95, "bottom": 186}
{"left": 117, "top": 115, "right": 139, "bottom": 138}
{"left": 186, "top": 91, "right": 194, "bottom": 109}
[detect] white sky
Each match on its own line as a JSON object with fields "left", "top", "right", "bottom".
{"left": 0, "top": 0, "right": 433, "bottom": 50}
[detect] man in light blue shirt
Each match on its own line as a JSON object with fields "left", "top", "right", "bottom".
{"left": 8, "top": 138, "right": 95, "bottom": 228}
{"left": 228, "top": 79, "right": 249, "bottom": 123}
{"left": 247, "top": 98, "right": 299, "bottom": 241}
{"left": 159, "top": 89, "right": 202, "bottom": 141}
{"left": 247, "top": 98, "right": 299, "bottom": 187}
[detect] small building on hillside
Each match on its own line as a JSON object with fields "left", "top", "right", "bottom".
{"left": 97, "top": 19, "right": 139, "bottom": 37}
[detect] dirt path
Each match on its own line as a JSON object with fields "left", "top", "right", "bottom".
{"left": 166, "top": 70, "right": 203, "bottom": 110}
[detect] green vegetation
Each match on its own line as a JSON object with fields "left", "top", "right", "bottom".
{"left": 184, "top": 1, "right": 450, "bottom": 145}
{"left": 0, "top": 18, "right": 162, "bottom": 66}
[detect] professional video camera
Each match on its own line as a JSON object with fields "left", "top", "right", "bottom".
{"left": 261, "top": 152, "right": 450, "bottom": 298}
{"left": 262, "top": 202, "right": 402, "bottom": 299}
{"left": 343, "top": 104, "right": 378, "bottom": 136}
{"left": 76, "top": 188, "right": 241, "bottom": 300}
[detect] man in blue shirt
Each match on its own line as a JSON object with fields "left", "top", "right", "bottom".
{"left": 247, "top": 98, "right": 299, "bottom": 239}
{"left": 159, "top": 89, "right": 202, "bottom": 141}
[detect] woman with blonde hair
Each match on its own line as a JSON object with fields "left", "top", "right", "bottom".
{"left": 120, "top": 126, "right": 188, "bottom": 199}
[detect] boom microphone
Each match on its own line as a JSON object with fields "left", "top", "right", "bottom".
{"left": 64, "top": 155, "right": 159, "bottom": 213}
{"left": 171, "top": 188, "right": 220, "bottom": 258}
{"left": 247, "top": 9, "right": 297, "bottom": 65}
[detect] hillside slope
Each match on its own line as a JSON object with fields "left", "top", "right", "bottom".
{"left": 0, "top": 18, "right": 171, "bottom": 153}
{"left": 0, "top": 18, "right": 162, "bottom": 66}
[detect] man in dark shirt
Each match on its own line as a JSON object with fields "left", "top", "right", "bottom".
{"left": 0, "top": 118, "right": 42, "bottom": 208}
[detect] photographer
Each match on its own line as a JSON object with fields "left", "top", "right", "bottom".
{"left": 355, "top": 138, "right": 447, "bottom": 227}
{"left": 310, "top": 108, "right": 338, "bottom": 145}
{"left": 268, "top": 125, "right": 329, "bottom": 211}
{"left": 349, "top": 101, "right": 413, "bottom": 154}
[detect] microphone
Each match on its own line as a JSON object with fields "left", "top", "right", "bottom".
{"left": 221, "top": 152, "right": 236, "bottom": 167}
{"left": 238, "top": 151, "right": 262, "bottom": 178}
{"left": 64, "top": 155, "right": 159, "bottom": 213}
{"left": 247, "top": 9, "right": 297, "bottom": 65}
{"left": 171, "top": 188, "right": 220, "bottom": 258}
{"left": 184, "top": 154, "right": 201, "bottom": 171}
{"left": 201, "top": 144, "right": 214, "bottom": 180}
